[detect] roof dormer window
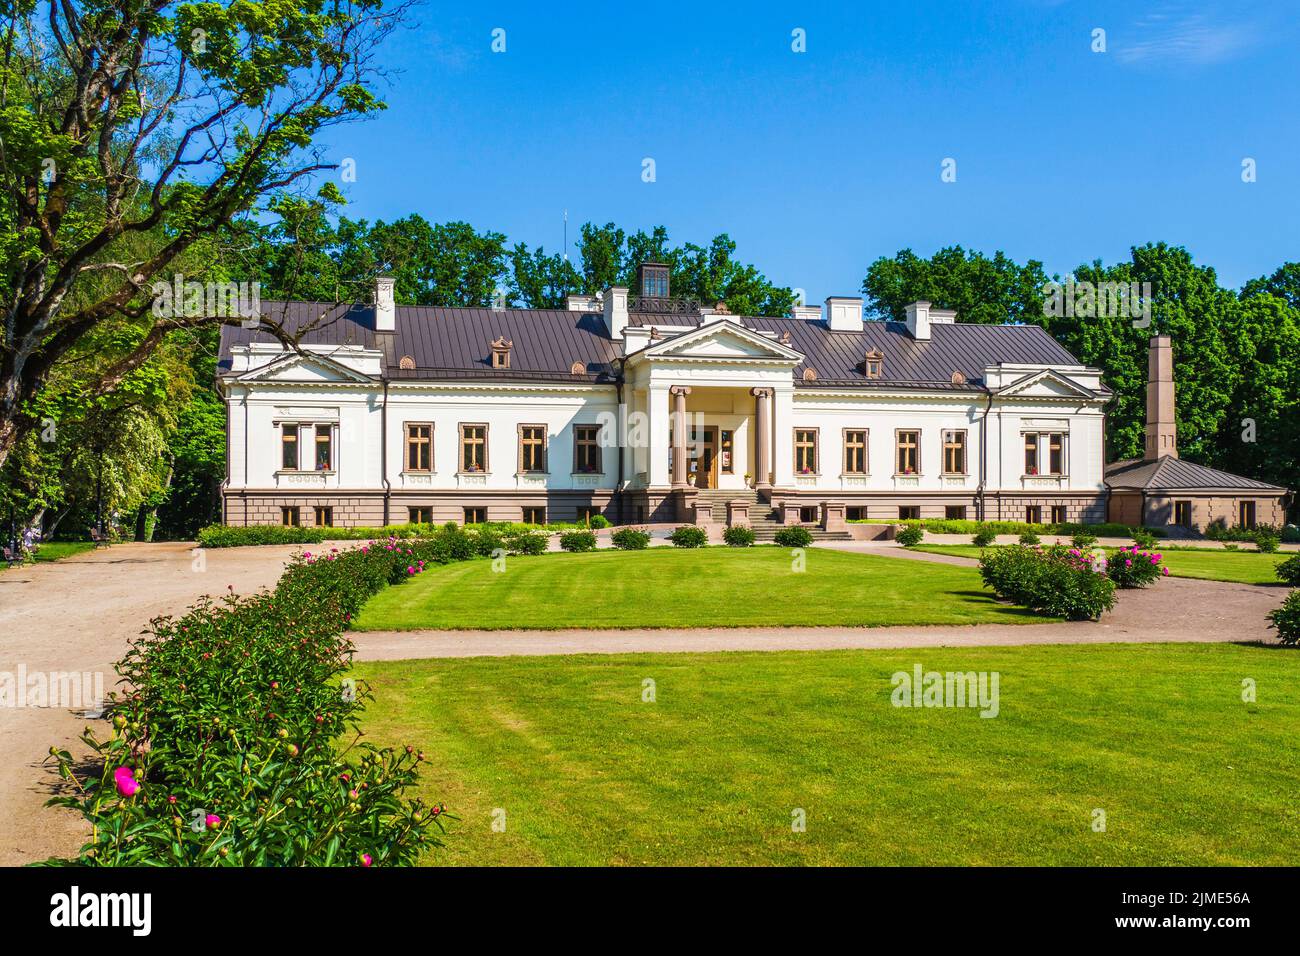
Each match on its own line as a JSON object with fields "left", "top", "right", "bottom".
{"left": 490, "top": 336, "right": 512, "bottom": 369}
{"left": 638, "top": 262, "right": 670, "bottom": 299}
{"left": 864, "top": 349, "right": 883, "bottom": 379}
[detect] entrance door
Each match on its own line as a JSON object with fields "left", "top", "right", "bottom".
{"left": 691, "top": 427, "right": 718, "bottom": 489}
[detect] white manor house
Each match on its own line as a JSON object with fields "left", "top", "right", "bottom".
{"left": 217, "top": 263, "right": 1133, "bottom": 535}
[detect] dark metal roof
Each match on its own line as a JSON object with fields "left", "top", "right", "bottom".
{"left": 218, "top": 300, "right": 1093, "bottom": 390}
{"left": 218, "top": 301, "right": 620, "bottom": 382}
{"left": 1105, "top": 455, "right": 1286, "bottom": 492}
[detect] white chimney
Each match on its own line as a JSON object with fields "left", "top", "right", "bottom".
{"left": 566, "top": 294, "right": 597, "bottom": 312}
{"left": 602, "top": 286, "right": 629, "bottom": 340}
{"left": 825, "top": 296, "right": 864, "bottom": 332}
{"left": 791, "top": 304, "right": 822, "bottom": 321}
{"left": 375, "top": 276, "right": 395, "bottom": 332}
{"left": 904, "top": 300, "right": 931, "bottom": 340}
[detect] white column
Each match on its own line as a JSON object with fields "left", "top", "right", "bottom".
{"left": 647, "top": 384, "right": 670, "bottom": 488}
{"left": 772, "top": 387, "right": 795, "bottom": 488}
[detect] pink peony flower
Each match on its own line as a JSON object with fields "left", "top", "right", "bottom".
{"left": 114, "top": 766, "right": 140, "bottom": 798}
{"left": 360, "top": 853, "right": 373, "bottom": 868}
{"left": 1162, "top": 567, "right": 1170, "bottom": 575}
{"left": 205, "top": 814, "right": 221, "bottom": 829}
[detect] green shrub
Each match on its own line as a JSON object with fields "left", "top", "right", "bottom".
{"left": 611, "top": 527, "right": 651, "bottom": 550}
{"left": 503, "top": 531, "right": 548, "bottom": 556}
{"left": 895, "top": 525, "right": 924, "bottom": 547}
{"left": 1268, "top": 590, "right": 1300, "bottom": 646}
{"left": 1071, "top": 532, "right": 1098, "bottom": 549}
{"left": 588, "top": 514, "right": 611, "bottom": 529}
{"left": 1253, "top": 529, "right": 1280, "bottom": 553}
{"left": 972, "top": 526, "right": 997, "bottom": 547}
{"left": 1105, "top": 545, "right": 1168, "bottom": 588}
{"left": 1019, "top": 531, "right": 1040, "bottom": 545}
{"left": 43, "top": 538, "right": 453, "bottom": 866}
{"left": 1282, "top": 525, "right": 1300, "bottom": 544}
{"left": 196, "top": 524, "right": 328, "bottom": 548}
{"left": 1204, "top": 519, "right": 1276, "bottom": 544}
{"left": 723, "top": 524, "right": 756, "bottom": 547}
{"left": 668, "top": 525, "right": 708, "bottom": 548}
{"left": 559, "top": 530, "right": 597, "bottom": 552}
{"left": 469, "top": 526, "right": 505, "bottom": 557}
{"left": 1276, "top": 554, "right": 1300, "bottom": 587}
{"left": 875, "top": 518, "right": 1162, "bottom": 538}
{"left": 1133, "top": 530, "right": 1158, "bottom": 550}
{"left": 773, "top": 525, "right": 813, "bottom": 548}
{"left": 980, "top": 544, "right": 1116, "bottom": 620}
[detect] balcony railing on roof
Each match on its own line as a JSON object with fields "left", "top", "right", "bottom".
{"left": 628, "top": 295, "right": 702, "bottom": 315}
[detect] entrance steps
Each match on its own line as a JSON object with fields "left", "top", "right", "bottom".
{"left": 689, "top": 489, "right": 851, "bottom": 542}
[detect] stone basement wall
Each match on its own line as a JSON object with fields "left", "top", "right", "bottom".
{"left": 223, "top": 490, "right": 618, "bottom": 527}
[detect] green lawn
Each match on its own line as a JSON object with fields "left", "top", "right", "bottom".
{"left": 911, "top": 543, "right": 1291, "bottom": 585}
{"left": 353, "top": 642, "right": 1300, "bottom": 865}
{"left": 1, "top": 540, "right": 96, "bottom": 570}
{"left": 350, "top": 547, "right": 1047, "bottom": 631}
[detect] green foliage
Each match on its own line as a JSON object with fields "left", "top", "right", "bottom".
{"left": 588, "top": 514, "right": 612, "bottom": 529}
{"left": 1133, "top": 530, "right": 1158, "bottom": 550}
{"left": 773, "top": 526, "right": 813, "bottom": 548}
{"left": 1071, "top": 532, "right": 1099, "bottom": 549}
{"left": 1106, "top": 545, "right": 1168, "bottom": 588}
{"left": 862, "top": 245, "right": 1049, "bottom": 326}
{"left": 611, "top": 527, "right": 651, "bottom": 550}
{"left": 1253, "top": 529, "right": 1280, "bottom": 553}
{"left": 1267, "top": 590, "right": 1300, "bottom": 646}
{"left": 43, "top": 539, "right": 454, "bottom": 865}
{"left": 559, "top": 530, "right": 597, "bottom": 553}
{"left": 722, "top": 524, "right": 756, "bottom": 547}
{"left": 895, "top": 525, "right": 925, "bottom": 547}
{"left": 1019, "top": 531, "right": 1041, "bottom": 545}
{"left": 972, "top": 526, "right": 998, "bottom": 547}
{"left": 1276, "top": 555, "right": 1300, "bottom": 587}
{"left": 979, "top": 545, "right": 1117, "bottom": 620}
{"left": 502, "top": 531, "right": 548, "bottom": 556}
{"left": 668, "top": 525, "right": 708, "bottom": 548}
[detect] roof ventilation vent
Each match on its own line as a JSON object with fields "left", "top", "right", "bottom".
{"left": 951, "top": 370, "right": 966, "bottom": 385}
{"left": 490, "top": 336, "right": 512, "bottom": 369}
{"left": 399, "top": 355, "right": 416, "bottom": 370}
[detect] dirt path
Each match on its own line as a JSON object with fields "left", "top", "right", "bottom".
{"left": 0, "top": 542, "right": 300, "bottom": 866}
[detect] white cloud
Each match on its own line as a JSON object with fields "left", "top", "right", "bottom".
{"left": 1116, "top": 5, "right": 1267, "bottom": 65}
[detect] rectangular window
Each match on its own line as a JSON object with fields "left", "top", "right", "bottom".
{"left": 280, "top": 506, "right": 300, "bottom": 527}
{"left": 313, "top": 506, "right": 333, "bottom": 528}
{"left": 519, "top": 425, "right": 547, "bottom": 473}
{"left": 405, "top": 423, "right": 432, "bottom": 472}
{"left": 898, "top": 505, "right": 920, "bottom": 521}
{"left": 799, "top": 506, "right": 818, "bottom": 524}
{"left": 1174, "top": 501, "right": 1192, "bottom": 527}
{"left": 460, "top": 424, "right": 487, "bottom": 473}
{"left": 1239, "top": 501, "right": 1256, "bottom": 530}
{"left": 281, "top": 424, "right": 299, "bottom": 470}
{"left": 896, "top": 430, "right": 919, "bottom": 475}
{"left": 1051, "top": 505, "right": 1068, "bottom": 525}
{"left": 522, "top": 506, "right": 546, "bottom": 525}
{"left": 408, "top": 506, "right": 432, "bottom": 525}
{"left": 943, "top": 429, "right": 967, "bottom": 475}
{"left": 795, "top": 429, "right": 818, "bottom": 474}
{"left": 1047, "top": 433, "right": 1065, "bottom": 476}
{"left": 314, "top": 424, "right": 332, "bottom": 471}
{"left": 1026, "top": 505, "right": 1042, "bottom": 524}
{"left": 574, "top": 425, "right": 602, "bottom": 473}
{"left": 1024, "top": 433, "right": 1039, "bottom": 475}
{"left": 463, "top": 506, "right": 486, "bottom": 525}
{"left": 945, "top": 505, "right": 967, "bottom": 520}
{"left": 843, "top": 429, "right": 867, "bottom": 474}
{"left": 847, "top": 506, "right": 867, "bottom": 521}
{"left": 720, "top": 430, "right": 734, "bottom": 474}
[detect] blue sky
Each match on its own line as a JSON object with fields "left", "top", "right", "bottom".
{"left": 319, "top": 0, "right": 1300, "bottom": 302}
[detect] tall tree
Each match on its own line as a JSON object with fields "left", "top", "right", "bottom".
{"left": 0, "top": 0, "right": 410, "bottom": 470}
{"left": 861, "top": 246, "right": 1050, "bottom": 325}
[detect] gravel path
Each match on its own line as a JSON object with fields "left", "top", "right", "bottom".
{"left": 0, "top": 539, "right": 1287, "bottom": 865}
{"left": 0, "top": 542, "right": 300, "bottom": 866}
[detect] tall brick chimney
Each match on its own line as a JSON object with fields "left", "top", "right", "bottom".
{"left": 1144, "top": 335, "right": 1177, "bottom": 460}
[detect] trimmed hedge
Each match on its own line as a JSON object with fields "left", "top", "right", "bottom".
{"left": 611, "top": 527, "right": 651, "bottom": 550}
{"left": 895, "top": 525, "right": 924, "bottom": 547}
{"left": 979, "top": 544, "right": 1117, "bottom": 620}
{"left": 773, "top": 526, "right": 813, "bottom": 548}
{"left": 559, "top": 530, "right": 597, "bottom": 552}
{"left": 44, "top": 536, "right": 464, "bottom": 866}
{"left": 668, "top": 525, "right": 708, "bottom": 548}
{"left": 196, "top": 519, "right": 613, "bottom": 548}
{"left": 723, "top": 525, "right": 756, "bottom": 547}
{"left": 865, "top": 518, "right": 1166, "bottom": 538}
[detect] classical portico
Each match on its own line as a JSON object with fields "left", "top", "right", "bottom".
{"left": 619, "top": 318, "right": 803, "bottom": 510}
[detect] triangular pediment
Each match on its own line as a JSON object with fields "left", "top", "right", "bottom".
{"left": 643, "top": 320, "right": 803, "bottom": 363}
{"left": 997, "top": 369, "right": 1096, "bottom": 400}
{"left": 236, "top": 351, "right": 373, "bottom": 384}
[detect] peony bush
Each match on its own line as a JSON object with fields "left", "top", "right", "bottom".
{"left": 979, "top": 544, "right": 1116, "bottom": 620}
{"left": 42, "top": 535, "right": 465, "bottom": 866}
{"left": 1105, "top": 545, "right": 1169, "bottom": 588}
